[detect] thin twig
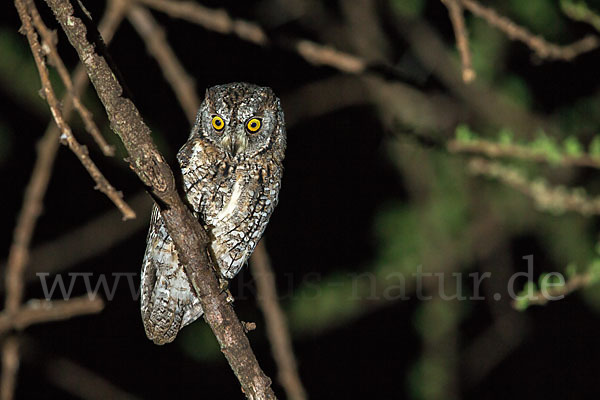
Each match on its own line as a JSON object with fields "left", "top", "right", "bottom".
{"left": 15, "top": 0, "right": 135, "bottom": 221}
{"left": 0, "top": 297, "right": 104, "bottom": 334}
{"left": 441, "top": 0, "right": 476, "bottom": 83}
{"left": 561, "top": 0, "right": 600, "bottom": 33}
{"left": 512, "top": 272, "right": 594, "bottom": 309}
{"left": 27, "top": 0, "right": 115, "bottom": 157}
{"left": 448, "top": 138, "right": 600, "bottom": 169}
{"left": 250, "top": 242, "right": 307, "bottom": 400}
{"left": 0, "top": 337, "right": 19, "bottom": 400}
{"left": 135, "top": 0, "right": 366, "bottom": 73}
{"left": 44, "top": 0, "right": 275, "bottom": 396}
{"left": 458, "top": 0, "right": 599, "bottom": 61}
{"left": 468, "top": 157, "right": 600, "bottom": 216}
{"left": 126, "top": 4, "right": 200, "bottom": 122}
{"left": 4, "top": 117, "right": 60, "bottom": 315}
{"left": 135, "top": 0, "right": 268, "bottom": 45}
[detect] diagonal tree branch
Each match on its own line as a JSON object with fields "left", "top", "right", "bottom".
{"left": 43, "top": 0, "right": 276, "bottom": 397}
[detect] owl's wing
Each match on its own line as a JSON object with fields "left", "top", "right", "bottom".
{"left": 140, "top": 205, "right": 203, "bottom": 345}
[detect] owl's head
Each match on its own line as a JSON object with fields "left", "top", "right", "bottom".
{"left": 192, "top": 82, "right": 286, "bottom": 161}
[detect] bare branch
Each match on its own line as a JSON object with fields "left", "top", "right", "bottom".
{"left": 468, "top": 157, "right": 600, "bottom": 216}
{"left": 561, "top": 0, "right": 600, "bottom": 33}
{"left": 14, "top": 0, "right": 135, "bottom": 221}
{"left": 126, "top": 4, "right": 200, "bottom": 122}
{"left": 458, "top": 0, "right": 599, "bottom": 61}
{"left": 0, "top": 297, "right": 104, "bottom": 334}
{"left": 250, "top": 242, "right": 307, "bottom": 400}
{"left": 512, "top": 272, "right": 595, "bottom": 309}
{"left": 44, "top": 0, "right": 275, "bottom": 396}
{"left": 441, "top": 0, "right": 476, "bottom": 83}
{"left": 0, "top": 337, "right": 19, "bottom": 400}
{"left": 135, "top": 0, "right": 268, "bottom": 45}
{"left": 448, "top": 138, "right": 600, "bottom": 169}
{"left": 3, "top": 108, "right": 60, "bottom": 314}
{"left": 135, "top": 0, "right": 367, "bottom": 74}
{"left": 27, "top": 0, "right": 114, "bottom": 157}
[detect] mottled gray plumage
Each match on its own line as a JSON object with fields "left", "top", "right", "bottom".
{"left": 141, "top": 83, "right": 286, "bottom": 345}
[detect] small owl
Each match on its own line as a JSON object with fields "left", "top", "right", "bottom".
{"left": 140, "top": 83, "right": 286, "bottom": 345}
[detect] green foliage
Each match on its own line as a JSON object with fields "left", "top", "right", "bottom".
{"left": 589, "top": 136, "right": 600, "bottom": 159}
{"left": 498, "top": 128, "right": 515, "bottom": 145}
{"left": 390, "top": 0, "right": 426, "bottom": 18}
{"left": 538, "top": 272, "right": 565, "bottom": 293}
{"left": 455, "top": 124, "right": 476, "bottom": 142}
{"left": 563, "top": 136, "right": 584, "bottom": 156}
{"left": 530, "top": 131, "right": 563, "bottom": 163}
{"left": 514, "top": 281, "right": 538, "bottom": 311}
{"left": 454, "top": 125, "right": 598, "bottom": 165}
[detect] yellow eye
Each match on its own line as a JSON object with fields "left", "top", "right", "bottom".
{"left": 246, "top": 118, "right": 261, "bottom": 133}
{"left": 211, "top": 115, "right": 225, "bottom": 131}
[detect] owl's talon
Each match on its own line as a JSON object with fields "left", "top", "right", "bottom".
{"left": 226, "top": 290, "right": 235, "bottom": 304}
{"left": 218, "top": 277, "right": 229, "bottom": 291}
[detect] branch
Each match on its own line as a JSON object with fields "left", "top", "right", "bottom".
{"left": 135, "top": 0, "right": 366, "bottom": 74}
{"left": 27, "top": 1, "right": 115, "bottom": 157}
{"left": 43, "top": 0, "right": 275, "bottom": 397}
{"left": 250, "top": 243, "right": 307, "bottom": 400}
{"left": 441, "top": 0, "right": 475, "bottom": 83}
{"left": 0, "top": 296, "right": 104, "bottom": 334}
{"left": 561, "top": 0, "right": 600, "bottom": 33}
{"left": 15, "top": 0, "right": 135, "bottom": 221}
{"left": 458, "top": 0, "right": 599, "bottom": 61}
{"left": 512, "top": 272, "right": 595, "bottom": 309}
{"left": 448, "top": 138, "right": 600, "bottom": 169}
{"left": 126, "top": 4, "right": 200, "bottom": 122}
{"left": 468, "top": 157, "right": 600, "bottom": 216}
{"left": 0, "top": 337, "right": 19, "bottom": 400}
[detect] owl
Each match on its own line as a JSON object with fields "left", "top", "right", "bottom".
{"left": 140, "top": 83, "right": 286, "bottom": 345}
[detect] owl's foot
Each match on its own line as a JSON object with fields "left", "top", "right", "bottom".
{"left": 218, "top": 276, "right": 229, "bottom": 291}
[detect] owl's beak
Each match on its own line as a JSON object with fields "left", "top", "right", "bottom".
{"left": 231, "top": 133, "right": 247, "bottom": 157}
{"left": 223, "top": 133, "right": 248, "bottom": 157}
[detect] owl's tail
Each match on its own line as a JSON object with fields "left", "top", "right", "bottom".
{"left": 140, "top": 206, "right": 204, "bottom": 345}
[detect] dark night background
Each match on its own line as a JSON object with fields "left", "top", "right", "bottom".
{"left": 1, "top": 0, "right": 600, "bottom": 399}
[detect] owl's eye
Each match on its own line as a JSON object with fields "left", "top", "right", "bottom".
{"left": 211, "top": 115, "right": 225, "bottom": 131}
{"left": 246, "top": 118, "right": 262, "bottom": 133}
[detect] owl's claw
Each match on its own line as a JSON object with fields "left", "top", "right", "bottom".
{"left": 218, "top": 276, "right": 229, "bottom": 291}
{"left": 217, "top": 277, "right": 234, "bottom": 303}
